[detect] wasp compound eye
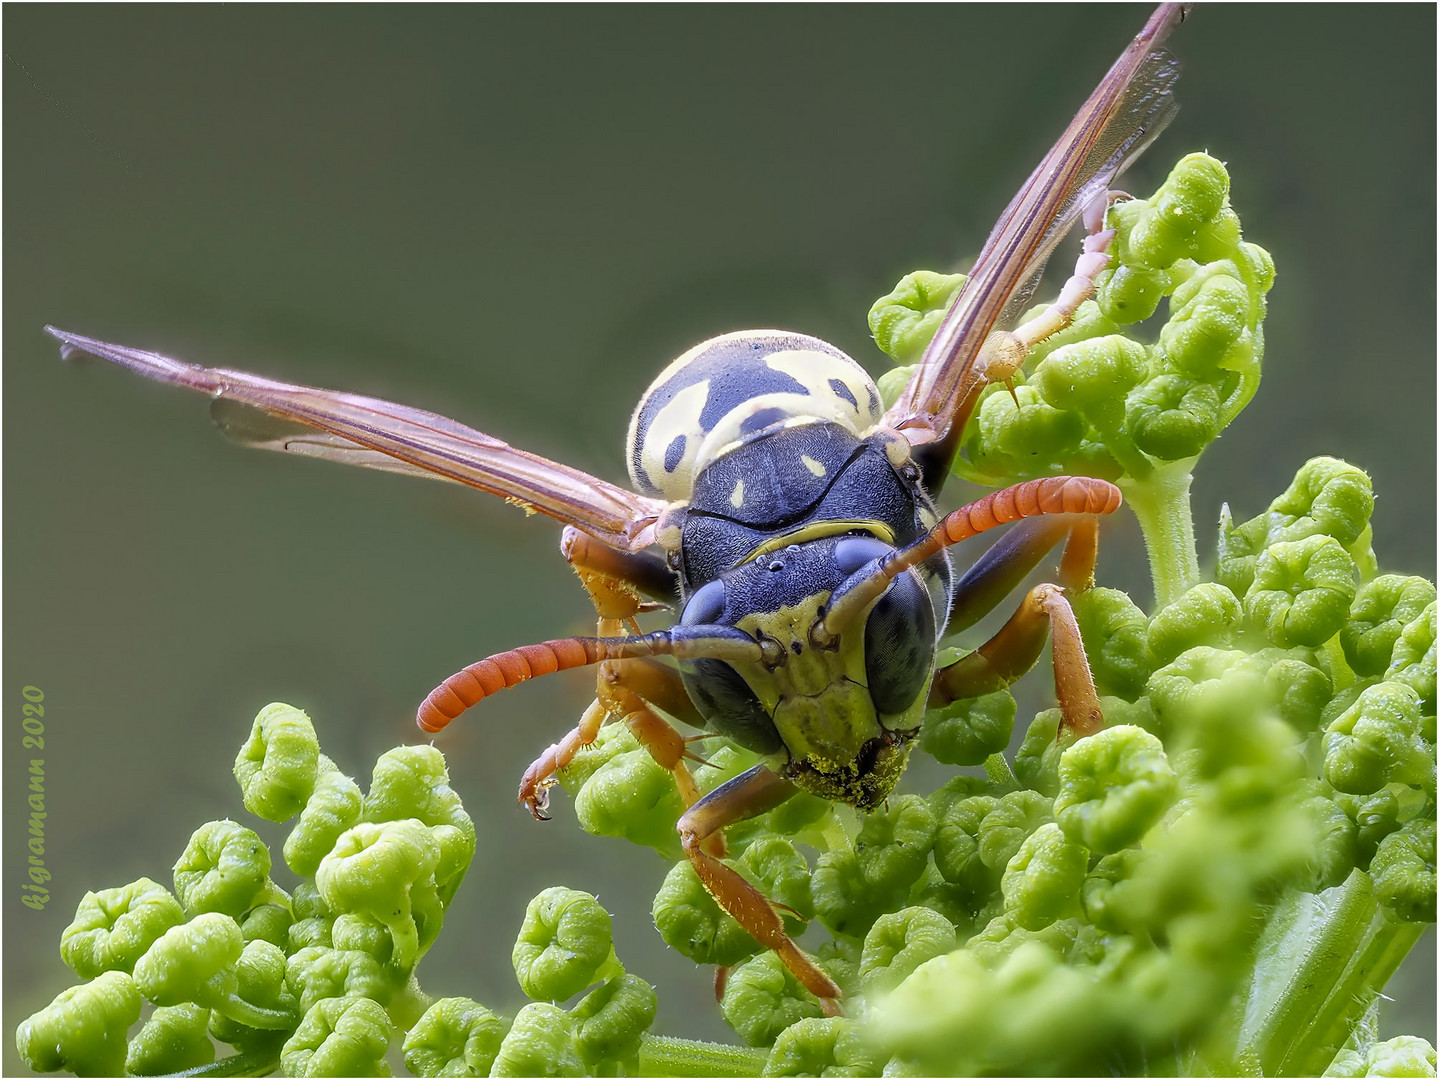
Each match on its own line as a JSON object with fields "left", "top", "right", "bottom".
{"left": 864, "top": 569, "right": 936, "bottom": 715}
{"left": 833, "top": 535, "right": 893, "bottom": 575}
{"left": 680, "top": 579, "right": 726, "bottom": 627}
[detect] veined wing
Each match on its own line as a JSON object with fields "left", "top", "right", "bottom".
{"left": 48, "top": 326, "right": 664, "bottom": 551}
{"left": 886, "top": 3, "right": 1187, "bottom": 442}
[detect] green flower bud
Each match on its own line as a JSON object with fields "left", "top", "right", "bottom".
{"left": 316, "top": 819, "right": 442, "bottom": 970}
{"left": 1124, "top": 373, "right": 1224, "bottom": 461}
{"left": 570, "top": 732, "right": 686, "bottom": 858}
{"left": 285, "top": 755, "right": 363, "bottom": 878}
{"left": 173, "top": 819, "right": 279, "bottom": 918}
{"left": 1326, "top": 1048, "right": 1366, "bottom": 1078}
{"left": 1126, "top": 154, "right": 1232, "bottom": 266}
{"left": 285, "top": 946, "right": 393, "bottom": 1014}
{"left": 1013, "top": 708, "right": 1072, "bottom": 797}
{"left": 921, "top": 689, "right": 1016, "bottom": 766}
{"left": 288, "top": 882, "right": 334, "bottom": 951}
{"left": 60, "top": 877, "right": 185, "bottom": 979}
{"left": 1158, "top": 272, "right": 1251, "bottom": 379}
{"left": 1148, "top": 646, "right": 1265, "bottom": 736}
{"left": 652, "top": 859, "right": 762, "bottom": 968}
{"left": 1218, "top": 458, "right": 1374, "bottom": 596}
{"left": 280, "top": 996, "right": 392, "bottom": 1078}
{"left": 932, "top": 795, "right": 1001, "bottom": 898}
{"left": 240, "top": 902, "right": 293, "bottom": 950}
{"left": 1387, "top": 602, "right": 1437, "bottom": 709}
{"left": 1001, "top": 823, "right": 1088, "bottom": 930}
{"left": 513, "top": 887, "right": 620, "bottom": 1002}
{"left": 1147, "top": 583, "right": 1242, "bottom": 665}
{"left": 325, "top": 914, "right": 391, "bottom": 965}
{"left": 1322, "top": 683, "right": 1433, "bottom": 795}
{"left": 234, "top": 702, "right": 320, "bottom": 822}
{"left": 207, "top": 938, "right": 298, "bottom": 1052}
{"left": 1245, "top": 535, "right": 1357, "bottom": 648}
{"left": 1370, "top": 818, "right": 1436, "bottom": 923}
{"left": 868, "top": 270, "right": 967, "bottom": 364}
{"left": 362, "top": 745, "right": 475, "bottom": 906}
{"left": 1054, "top": 725, "right": 1177, "bottom": 854}
{"left": 1291, "top": 782, "right": 1359, "bottom": 893}
{"left": 720, "top": 951, "right": 823, "bottom": 1048}
{"left": 572, "top": 974, "right": 657, "bottom": 1073}
{"left": 1360, "top": 1035, "right": 1438, "bottom": 1078}
{"left": 1097, "top": 263, "right": 1169, "bottom": 324}
{"left": 16, "top": 971, "right": 141, "bottom": 1077}
{"left": 1343, "top": 577, "right": 1438, "bottom": 677}
{"left": 814, "top": 795, "right": 936, "bottom": 937}
{"left": 125, "top": 1002, "right": 214, "bottom": 1075}
{"left": 763, "top": 1017, "right": 879, "bottom": 1078}
{"left": 403, "top": 997, "right": 507, "bottom": 1079}
{"left": 1072, "top": 588, "right": 1152, "bottom": 701}
{"left": 858, "top": 906, "right": 957, "bottom": 998}
{"left": 1335, "top": 784, "right": 1424, "bottom": 866}
{"left": 978, "top": 790, "right": 1054, "bottom": 873}
{"left": 964, "top": 384, "right": 1086, "bottom": 481}
{"left": 1080, "top": 849, "right": 1149, "bottom": 934}
{"left": 490, "top": 1002, "right": 583, "bottom": 1078}
{"left": 133, "top": 913, "right": 294, "bottom": 1030}
{"left": 1032, "top": 335, "right": 1149, "bottom": 431}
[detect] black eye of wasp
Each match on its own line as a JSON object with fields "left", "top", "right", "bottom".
{"left": 680, "top": 578, "right": 726, "bottom": 626}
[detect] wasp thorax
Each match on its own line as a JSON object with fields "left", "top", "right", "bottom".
{"left": 676, "top": 533, "right": 938, "bottom": 808}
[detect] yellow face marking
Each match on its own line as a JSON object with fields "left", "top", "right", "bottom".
{"left": 729, "top": 479, "right": 745, "bottom": 509}
{"left": 801, "top": 454, "right": 826, "bottom": 477}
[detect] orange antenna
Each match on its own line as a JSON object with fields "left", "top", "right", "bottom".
{"left": 418, "top": 627, "right": 777, "bottom": 733}
{"left": 814, "top": 476, "right": 1122, "bottom": 645}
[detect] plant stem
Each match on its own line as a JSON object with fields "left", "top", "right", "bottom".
{"left": 172, "top": 1051, "right": 281, "bottom": 1077}
{"left": 1233, "top": 870, "right": 1425, "bottom": 1077}
{"left": 638, "top": 1034, "right": 769, "bottom": 1077}
{"left": 1119, "top": 460, "right": 1201, "bottom": 610}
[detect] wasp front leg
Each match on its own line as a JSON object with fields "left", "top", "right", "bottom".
{"left": 517, "top": 527, "right": 706, "bottom": 818}
{"left": 678, "top": 766, "right": 843, "bottom": 1015}
{"left": 932, "top": 514, "right": 1104, "bottom": 737}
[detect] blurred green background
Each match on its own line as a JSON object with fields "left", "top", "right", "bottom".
{"left": 6, "top": 4, "right": 1433, "bottom": 1071}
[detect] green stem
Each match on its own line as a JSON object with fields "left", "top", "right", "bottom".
{"left": 1119, "top": 460, "right": 1201, "bottom": 609}
{"left": 638, "top": 1035, "right": 769, "bottom": 1077}
{"left": 1233, "top": 870, "right": 1424, "bottom": 1077}
{"left": 170, "top": 1050, "right": 280, "bottom": 1077}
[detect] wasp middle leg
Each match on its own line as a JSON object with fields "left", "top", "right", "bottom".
{"left": 516, "top": 527, "right": 714, "bottom": 823}
{"left": 932, "top": 513, "right": 1106, "bottom": 737}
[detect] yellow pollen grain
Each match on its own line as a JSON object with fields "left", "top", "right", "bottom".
{"left": 801, "top": 455, "right": 826, "bottom": 477}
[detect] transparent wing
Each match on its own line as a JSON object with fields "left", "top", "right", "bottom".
{"left": 887, "top": 3, "right": 1187, "bottom": 441}
{"left": 48, "top": 326, "right": 664, "bottom": 551}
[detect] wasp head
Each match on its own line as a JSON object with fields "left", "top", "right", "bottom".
{"left": 677, "top": 533, "right": 938, "bottom": 809}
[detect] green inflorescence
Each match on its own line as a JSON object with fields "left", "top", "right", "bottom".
{"left": 18, "top": 153, "right": 1435, "bottom": 1077}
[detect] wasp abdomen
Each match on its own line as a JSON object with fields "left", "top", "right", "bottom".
{"left": 627, "top": 330, "right": 883, "bottom": 502}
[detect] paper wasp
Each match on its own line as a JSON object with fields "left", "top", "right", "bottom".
{"left": 48, "top": 4, "right": 1185, "bottom": 1012}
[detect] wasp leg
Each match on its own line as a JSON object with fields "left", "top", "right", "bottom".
{"left": 932, "top": 519, "right": 1103, "bottom": 738}
{"left": 915, "top": 193, "right": 1124, "bottom": 494}
{"left": 678, "top": 766, "right": 843, "bottom": 1015}
{"left": 562, "top": 524, "right": 678, "bottom": 618}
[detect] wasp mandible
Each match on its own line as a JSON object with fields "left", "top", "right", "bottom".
{"left": 48, "top": 4, "right": 1186, "bottom": 1013}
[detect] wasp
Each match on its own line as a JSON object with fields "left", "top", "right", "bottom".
{"left": 48, "top": 5, "right": 1185, "bottom": 1012}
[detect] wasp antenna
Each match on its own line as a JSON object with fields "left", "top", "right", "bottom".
{"left": 418, "top": 625, "right": 765, "bottom": 733}
{"left": 816, "top": 476, "right": 1122, "bottom": 643}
